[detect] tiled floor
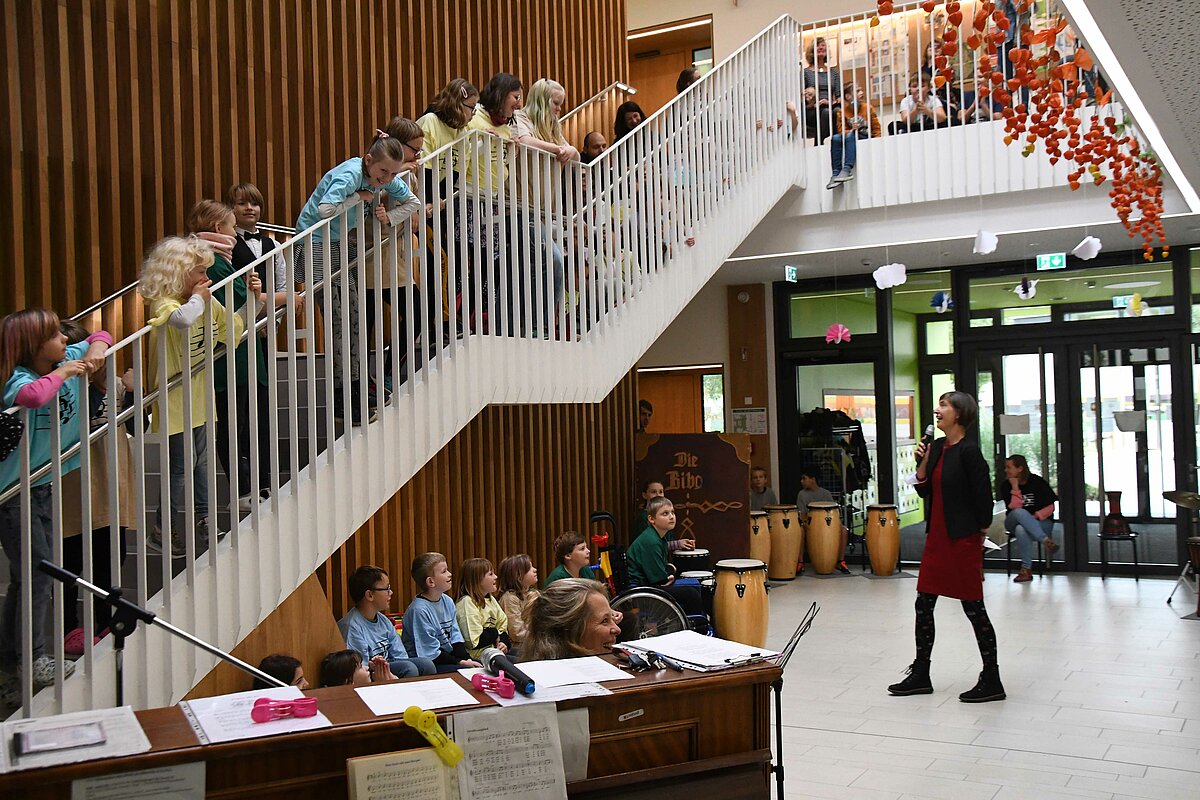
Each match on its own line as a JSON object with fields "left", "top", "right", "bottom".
{"left": 763, "top": 570, "right": 1200, "bottom": 799}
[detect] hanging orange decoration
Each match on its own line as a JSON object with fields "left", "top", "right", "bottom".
{"left": 873, "top": 1, "right": 1166, "bottom": 256}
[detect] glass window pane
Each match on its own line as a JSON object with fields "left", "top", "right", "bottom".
{"left": 1001, "top": 305, "right": 1052, "bottom": 325}
{"left": 971, "top": 262, "right": 1174, "bottom": 325}
{"left": 702, "top": 373, "right": 725, "bottom": 432}
{"left": 790, "top": 289, "right": 877, "bottom": 338}
{"left": 926, "top": 319, "right": 954, "bottom": 355}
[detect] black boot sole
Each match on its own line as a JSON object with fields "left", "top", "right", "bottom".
{"left": 888, "top": 685, "right": 934, "bottom": 696}
{"left": 959, "top": 691, "right": 1006, "bottom": 703}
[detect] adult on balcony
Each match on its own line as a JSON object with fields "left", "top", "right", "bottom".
{"left": 803, "top": 36, "right": 841, "bottom": 144}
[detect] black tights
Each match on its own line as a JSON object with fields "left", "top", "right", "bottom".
{"left": 913, "top": 592, "right": 997, "bottom": 667}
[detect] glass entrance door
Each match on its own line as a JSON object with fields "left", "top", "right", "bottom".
{"left": 1076, "top": 344, "right": 1178, "bottom": 566}
{"left": 976, "top": 349, "right": 1061, "bottom": 562}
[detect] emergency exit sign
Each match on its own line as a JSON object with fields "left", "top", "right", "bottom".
{"left": 1036, "top": 252, "right": 1067, "bottom": 271}
{"left": 784, "top": 265, "right": 798, "bottom": 283}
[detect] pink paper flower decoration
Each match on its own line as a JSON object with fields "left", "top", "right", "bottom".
{"left": 825, "top": 323, "right": 852, "bottom": 344}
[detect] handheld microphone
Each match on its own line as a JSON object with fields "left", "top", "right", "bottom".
{"left": 481, "top": 647, "right": 536, "bottom": 696}
{"left": 916, "top": 424, "right": 934, "bottom": 466}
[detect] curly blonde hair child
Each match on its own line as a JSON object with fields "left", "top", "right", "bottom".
{"left": 138, "top": 237, "right": 214, "bottom": 305}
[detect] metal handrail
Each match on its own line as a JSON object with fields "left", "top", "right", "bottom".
{"left": 560, "top": 80, "right": 638, "bottom": 122}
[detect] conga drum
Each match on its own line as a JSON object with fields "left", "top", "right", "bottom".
{"left": 713, "top": 559, "right": 769, "bottom": 648}
{"left": 866, "top": 504, "right": 900, "bottom": 576}
{"left": 749, "top": 511, "right": 771, "bottom": 564}
{"left": 806, "top": 502, "right": 841, "bottom": 575}
{"left": 764, "top": 504, "right": 802, "bottom": 581}
{"left": 680, "top": 570, "right": 716, "bottom": 616}
{"left": 673, "top": 548, "right": 711, "bottom": 573}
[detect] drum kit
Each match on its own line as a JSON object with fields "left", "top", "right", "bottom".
{"left": 1162, "top": 490, "right": 1200, "bottom": 618}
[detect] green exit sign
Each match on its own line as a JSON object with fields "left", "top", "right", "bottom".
{"left": 784, "top": 265, "right": 798, "bottom": 283}
{"left": 1036, "top": 252, "right": 1067, "bottom": 271}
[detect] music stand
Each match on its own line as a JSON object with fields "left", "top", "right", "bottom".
{"left": 769, "top": 601, "right": 820, "bottom": 800}
{"left": 38, "top": 560, "right": 287, "bottom": 706}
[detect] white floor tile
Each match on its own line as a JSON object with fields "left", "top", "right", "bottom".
{"left": 765, "top": 574, "right": 1197, "bottom": 800}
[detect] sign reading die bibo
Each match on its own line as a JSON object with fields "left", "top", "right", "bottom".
{"left": 634, "top": 433, "right": 751, "bottom": 563}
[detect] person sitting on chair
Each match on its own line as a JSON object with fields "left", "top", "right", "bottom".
{"left": 521, "top": 579, "right": 621, "bottom": 660}
{"left": 999, "top": 455, "right": 1058, "bottom": 583}
{"left": 796, "top": 469, "right": 850, "bottom": 574}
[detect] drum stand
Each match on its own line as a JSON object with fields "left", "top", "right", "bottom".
{"left": 1165, "top": 562, "right": 1197, "bottom": 617}
{"left": 771, "top": 602, "right": 820, "bottom": 800}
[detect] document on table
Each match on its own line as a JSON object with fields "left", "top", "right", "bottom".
{"left": 356, "top": 677, "right": 479, "bottom": 717}
{"left": 490, "top": 682, "right": 612, "bottom": 707}
{"left": 0, "top": 706, "right": 150, "bottom": 773}
{"left": 70, "top": 762, "right": 205, "bottom": 800}
{"left": 453, "top": 703, "right": 567, "bottom": 800}
{"left": 180, "top": 686, "right": 332, "bottom": 744}
{"left": 619, "top": 630, "right": 780, "bottom": 670}
{"left": 518, "top": 656, "right": 632, "bottom": 687}
{"left": 347, "top": 748, "right": 459, "bottom": 800}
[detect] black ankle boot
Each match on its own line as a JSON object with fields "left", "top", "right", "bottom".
{"left": 959, "top": 665, "right": 1006, "bottom": 703}
{"left": 887, "top": 660, "right": 933, "bottom": 696}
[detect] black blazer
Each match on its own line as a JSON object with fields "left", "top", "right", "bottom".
{"left": 916, "top": 438, "right": 993, "bottom": 540}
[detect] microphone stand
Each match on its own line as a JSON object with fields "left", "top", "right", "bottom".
{"left": 38, "top": 560, "right": 287, "bottom": 706}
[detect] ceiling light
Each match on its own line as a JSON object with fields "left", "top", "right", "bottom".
{"left": 1104, "top": 281, "right": 1161, "bottom": 289}
{"left": 627, "top": 19, "right": 711, "bottom": 40}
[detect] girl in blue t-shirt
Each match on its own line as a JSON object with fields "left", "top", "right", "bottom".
{"left": 0, "top": 309, "right": 111, "bottom": 700}
{"left": 294, "top": 132, "right": 422, "bottom": 425}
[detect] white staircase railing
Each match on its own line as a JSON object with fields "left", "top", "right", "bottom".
{"left": 2, "top": 14, "right": 805, "bottom": 717}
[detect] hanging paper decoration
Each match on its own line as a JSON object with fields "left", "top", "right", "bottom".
{"left": 1013, "top": 277, "right": 1039, "bottom": 300}
{"left": 1130, "top": 293, "right": 1146, "bottom": 316}
{"left": 825, "top": 323, "right": 852, "bottom": 344}
{"left": 1073, "top": 235, "right": 1102, "bottom": 260}
{"left": 973, "top": 229, "right": 999, "bottom": 255}
{"left": 930, "top": 291, "right": 954, "bottom": 313}
{"left": 872, "top": 262, "right": 908, "bottom": 289}
{"left": 872, "top": 2, "right": 1166, "bottom": 259}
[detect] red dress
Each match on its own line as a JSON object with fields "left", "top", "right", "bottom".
{"left": 915, "top": 447, "right": 984, "bottom": 601}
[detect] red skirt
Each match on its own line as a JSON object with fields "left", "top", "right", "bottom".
{"left": 915, "top": 462, "right": 984, "bottom": 601}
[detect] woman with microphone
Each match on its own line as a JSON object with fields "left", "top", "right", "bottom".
{"left": 889, "top": 391, "right": 1004, "bottom": 703}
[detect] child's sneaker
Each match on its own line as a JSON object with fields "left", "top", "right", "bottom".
{"left": 195, "top": 517, "right": 212, "bottom": 553}
{"left": 65, "top": 627, "right": 96, "bottom": 656}
{"left": 27, "top": 655, "right": 75, "bottom": 688}
{"left": 148, "top": 525, "right": 187, "bottom": 558}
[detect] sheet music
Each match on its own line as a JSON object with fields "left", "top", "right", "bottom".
{"left": 347, "top": 748, "right": 458, "bottom": 800}
{"left": 355, "top": 678, "right": 479, "bottom": 717}
{"left": 619, "top": 630, "right": 780, "bottom": 670}
{"left": 518, "top": 656, "right": 631, "bottom": 687}
{"left": 181, "top": 687, "right": 332, "bottom": 744}
{"left": 453, "top": 704, "right": 567, "bottom": 799}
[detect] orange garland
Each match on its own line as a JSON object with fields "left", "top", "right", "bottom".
{"left": 871, "top": 1, "right": 1167, "bottom": 259}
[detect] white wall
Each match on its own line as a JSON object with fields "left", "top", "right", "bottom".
{"left": 626, "top": 0, "right": 875, "bottom": 59}
{"left": 639, "top": 280, "right": 731, "bottom": 368}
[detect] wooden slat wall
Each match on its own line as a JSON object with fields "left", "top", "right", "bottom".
{"left": 319, "top": 371, "right": 638, "bottom": 619}
{"left": 0, "top": 0, "right": 628, "bottom": 327}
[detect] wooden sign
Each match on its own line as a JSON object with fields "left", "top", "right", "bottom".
{"left": 635, "top": 433, "right": 751, "bottom": 563}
